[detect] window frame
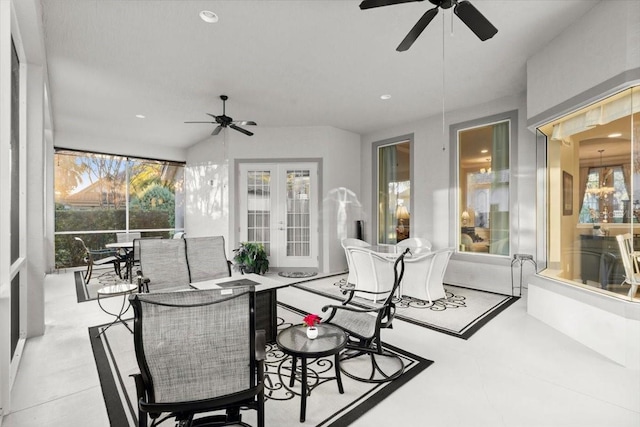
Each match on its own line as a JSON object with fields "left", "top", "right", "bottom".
{"left": 450, "top": 110, "right": 518, "bottom": 258}
{"left": 371, "top": 134, "right": 413, "bottom": 245}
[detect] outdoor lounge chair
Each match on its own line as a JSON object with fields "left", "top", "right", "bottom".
{"left": 74, "top": 236, "right": 122, "bottom": 284}
{"left": 129, "top": 287, "right": 265, "bottom": 427}
{"left": 322, "top": 248, "right": 408, "bottom": 383}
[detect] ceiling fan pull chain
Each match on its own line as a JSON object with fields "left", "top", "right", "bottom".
{"left": 441, "top": 11, "right": 446, "bottom": 152}
{"left": 450, "top": 6, "right": 455, "bottom": 36}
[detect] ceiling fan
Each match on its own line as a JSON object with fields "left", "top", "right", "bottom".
{"left": 359, "top": 0, "right": 498, "bottom": 51}
{"left": 185, "top": 95, "right": 257, "bottom": 136}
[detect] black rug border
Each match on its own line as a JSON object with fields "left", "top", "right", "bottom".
{"left": 89, "top": 326, "right": 133, "bottom": 426}
{"left": 75, "top": 270, "right": 91, "bottom": 303}
{"left": 89, "top": 303, "right": 433, "bottom": 427}
{"left": 291, "top": 275, "right": 520, "bottom": 340}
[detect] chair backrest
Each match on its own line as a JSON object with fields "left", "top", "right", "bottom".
{"left": 341, "top": 238, "right": 370, "bottom": 249}
{"left": 341, "top": 238, "right": 371, "bottom": 283}
{"left": 74, "top": 236, "right": 89, "bottom": 254}
{"left": 116, "top": 232, "right": 141, "bottom": 243}
{"left": 185, "top": 236, "right": 231, "bottom": 282}
{"left": 137, "top": 238, "right": 191, "bottom": 292}
{"left": 616, "top": 233, "right": 637, "bottom": 279}
{"left": 129, "top": 287, "right": 257, "bottom": 404}
{"left": 132, "top": 236, "right": 162, "bottom": 264}
{"left": 347, "top": 246, "right": 396, "bottom": 299}
{"left": 396, "top": 237, "right": 432, "bottom": 252}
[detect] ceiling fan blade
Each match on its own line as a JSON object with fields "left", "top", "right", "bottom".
{"left": 206, "top": 113, "right": 221, "bottom": 119}
{"left": 397, "top": 7, "right": 438, "bottom": 52}
{"left": 454, "top": 0, "right": 498, "bottom": 41}
{"left": 230, "top": 124, "right": 254, "bottom": 136}
{"left": 359, "top": 0, "right": 423, "bottom": 10}
{"left": 185, "top": 121, "right": 215, "bottom": 124}
{"left": 211, "top": 125, "right": 223, "bottom": 136}
{"left": 234, "top": 120, "right": 257, "bottom": 126}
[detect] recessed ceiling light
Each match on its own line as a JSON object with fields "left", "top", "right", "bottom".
{"left": 380, "top": 94, "right": 391, "bottom": 100}
{"left": 135, "top": 114, "right": 146, "bottom": 119}
{"left": 199, "top": 10, "right": 218, "bottom": 23}
{"left": 480, "top": 149, "right": 488, "bottom": 153}
{"left": 608, "top": 132, "right": 622, "bottom": 138}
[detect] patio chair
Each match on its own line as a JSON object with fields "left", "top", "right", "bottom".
{"left": 341, "top": 238, "right": 371, "bottom": 287}
{"left": 322, "top": 248, "right": 408, "bottom": 383}
{"left": 116, "top": 232, "right": 141, "bottom": 280}
{"left": 396, "top": 237, "right": 432, "bottom": 252}
{"left": 126, "top": 236, "right": 163, "bottom": 283}
{"left": 185, "top": 236, "right": 232, "bottom": 283}
{"left": 74, "top": 237, "right": 122, "bottom": 284}
{"left": 342, "top": 246, "right": 396, "bottom": 303}
{"left": 615, "top": 233, "right": 640, "bottom": 299}
{"left": 400, "top": 248, "right": 453, "bottom": 303}
{"left": 129, "top": 287, "right": 265, "bottom": 427}
{"left": 136, "top": 238, "right": 190, "bottom": 293}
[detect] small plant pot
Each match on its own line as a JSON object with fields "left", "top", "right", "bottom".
{"left": 306, "top": 326, "right": 318, "bottom": 339}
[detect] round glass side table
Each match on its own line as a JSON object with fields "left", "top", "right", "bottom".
{"left": 96, "top": 283, "right": 137, "bottom": 337}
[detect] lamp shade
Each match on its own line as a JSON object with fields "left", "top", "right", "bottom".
{"left": 396, "top": 205, "right": 409, "bottom": 220}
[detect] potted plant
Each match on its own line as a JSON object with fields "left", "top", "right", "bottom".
{"left": 233, "top": 242, "right": 269, "bottom": 275}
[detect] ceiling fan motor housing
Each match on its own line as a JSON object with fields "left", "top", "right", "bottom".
{"left": 430, "top": 0, "right": 455, "bottom": 9}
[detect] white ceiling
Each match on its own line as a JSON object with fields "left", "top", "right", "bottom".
{"left": 40, "top": 0, "right": 600, "bottom": 150}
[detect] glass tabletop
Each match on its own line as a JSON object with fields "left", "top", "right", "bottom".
{"left": 276, "top": 324, "right": 347, "bottom": 358}
{"left": 97, "top": 283, "right": 138, "bottom": 296}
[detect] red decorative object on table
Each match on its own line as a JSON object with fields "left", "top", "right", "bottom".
{"left": 303, "top": 313, "right": 320, "bottom": 327}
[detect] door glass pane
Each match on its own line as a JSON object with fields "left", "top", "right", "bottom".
{"left": 459, "top": 120, "right": 510, "bottom": 255}
{"left": 286, "top": 169, "right": 310, "bottom": 256}
{"left": 378, "top": 141, "right": 411, "bottom": 244}
{"left": 247, "top": 170, "right": 271, "bottom": 255}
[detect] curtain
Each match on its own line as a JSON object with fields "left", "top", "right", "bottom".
{"left": 378, "top": 145, "right": 397, "bottom": 244}
{"left": 490, "top": 121, "right": 509, "bottom": 255}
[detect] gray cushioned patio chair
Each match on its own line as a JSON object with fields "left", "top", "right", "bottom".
{"left": 136, "top": 238, "right": 191, "bottom": 293}
{"left": 185, "top": 236, "right": 232, "bottom": 283}
{"left": 322, "top": 248, "right": 408, "bottom": 383}
{"left": 129, "top": 287, "right": 265, "bottom": 427}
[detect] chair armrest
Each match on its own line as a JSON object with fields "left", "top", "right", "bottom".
{"left": 136, "top": 270, "right": 150, "bottom": 293}
{"left": 321, "top": 303, "right": 382, "bottom": 323}
{"left": 255, "top": 329, "right": 266, "bottom": 361}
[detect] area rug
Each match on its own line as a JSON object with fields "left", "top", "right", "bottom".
{"left": 290, "top": 274, "right": 518, "bottom": 340}
{"left": 75, "top": 269, "right": 125, "bottom": 303}
{"left": 89, "top": 304, "right": 432, "bottom": 427}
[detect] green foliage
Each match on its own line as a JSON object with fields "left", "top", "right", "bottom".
{"left": 233, "top": 242, "right": 269, "bottom": 275}
{"left": 130, "top": 184, "right": 176, "bottom": 226}
{"left": 54, "top": 207, "right": 174, "bottom": 268}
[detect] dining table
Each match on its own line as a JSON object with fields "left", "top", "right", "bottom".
{"left": 105, "top": 241, "right": 134, "bottom": 281}
{"left": 191, "top": 273, "right": 289, "bottom": 343}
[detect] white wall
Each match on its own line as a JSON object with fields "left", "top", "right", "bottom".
{"left": 527, "top": 0, "right": 640, "bottom": 120}
{"left": 526, "top": 0, "right": 640, "bottom": 369}
{"left": 185, "top": 125, "right": 362, "bottom": 273}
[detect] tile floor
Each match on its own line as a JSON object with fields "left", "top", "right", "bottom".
{"left": 2, "top": 270, "right": 639, "bottom": 426}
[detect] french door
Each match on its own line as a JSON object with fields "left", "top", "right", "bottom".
{"left": 239, "top": 162, "right": 318, "bottom": 269}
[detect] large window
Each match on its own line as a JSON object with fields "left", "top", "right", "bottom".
{"left": 54, "top": 149, "right": 185, "bottom": 268}
{"left": 538, "top": 86, "right": 639, "bottom": 301}
{"left": 375, "top": 137, "right": 411, "bottom": 244}
{"left": 458, "top": 118, "right": 511, "bottom": 256}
